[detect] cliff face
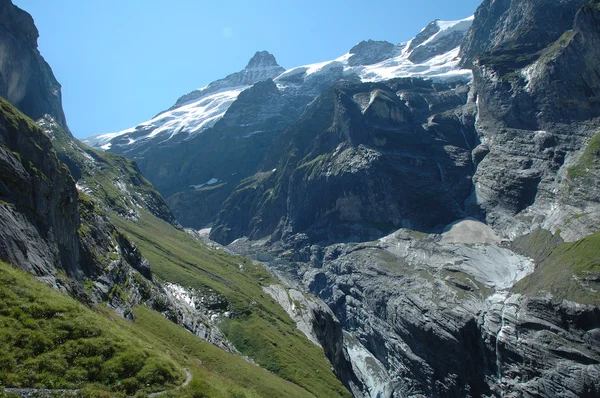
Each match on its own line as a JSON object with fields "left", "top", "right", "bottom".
{"left": 467, "top": 0, "right": 600, "bottom": 240}
{"left": 0, "top": 99, "right": 80, "bottom": 278}
{"left": 0, "top": 0, "right": 67, "bottom": 130}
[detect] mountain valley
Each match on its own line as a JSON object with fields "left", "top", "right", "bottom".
{"left": 1, "top": 0, "right": 600, "bottom": 397}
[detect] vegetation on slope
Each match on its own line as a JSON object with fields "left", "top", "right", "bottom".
{"left": 113, "top": 210, "right": 351, "bottom": 398}
{"left": 0, "top": 260, "right": 183, "bottom": 395}
{"left": 0, "top": 259, "right": 328, "bottom": 398}
{"left": 567, "top": 131, "right": 600, "bottom": 179}
{"left": 37, "top": 105, "right": 348, "bottom": 396}
{"left": 514, "top": 229, "right": 600, "bottom": 305}
{"left": 43, "top": 116, "right": 175, "bottom": 224}
{"left": 130, "top": 306, "right": 319, "bottom": 398}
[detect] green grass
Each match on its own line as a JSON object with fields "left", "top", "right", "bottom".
{"left": 0, "top": 98, "right": 39, "bottom": 133}
{"left": 112, "top": 210, "right": 351, "bottom": 398}
{"left": 130, "top": 306, "right": 317, "bottom": 398}
{"left": 0, "top": 259, "right": 326, "bottom": 397}
{"left": 515, "top": 231, "right": 600, "bottom": 305}
{"left": 0, "top": 260, "right": 183, "bottom": 395}
{"left": 568, "top": 132, "right": 600, "bottom": 179}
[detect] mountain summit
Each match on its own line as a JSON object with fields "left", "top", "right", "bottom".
{"left": 246, "top": 50, "right": 281, "bottom": 69}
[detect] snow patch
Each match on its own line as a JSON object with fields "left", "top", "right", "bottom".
{"left": 345, "top": 333, "right": 394, "bottom": 398}
{"left": 164, "top": 283, "right": 196, "bottom": 309}
{"left": 190, "top": 178, "right": 220, "bottom": 189}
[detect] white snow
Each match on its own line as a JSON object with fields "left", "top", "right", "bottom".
{"left": 164, "top": 283, "right": 196, "bottom": 309}
{"left": 420, "top": 16, "right": 474, "bottom": 49}
{"left": 275, "top": 15, "right": 474, "bottom": 89}
{"left": 85, "top": 87, "right": 248, "bottom": 148}
{"left": 190, "top": 178, "right": 220, "bottom": 189}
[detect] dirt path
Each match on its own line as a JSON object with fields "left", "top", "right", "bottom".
{"left": 148, "top": 368, "right": 193, "bottom": 397}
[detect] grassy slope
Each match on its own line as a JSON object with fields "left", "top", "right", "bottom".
{"left": 113, "top": 210, "right": 351, "bottom": 398}
{"left": 0, "top": 260, "right": 183, "bottom": 396}
{"left": 0, "top": 260, "right": 322, "bottom": 398}
{"left": 515, "top": 230, "right": 600, "bottom": 305}
{"left": 47, "top": 118, "right": 174, "bottom": 223}
{"left": 130, "top": 306, "right": 316, "bottom": 398}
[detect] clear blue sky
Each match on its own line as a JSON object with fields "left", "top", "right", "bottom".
{"left": 13, "top": 0, "right": 482, "bottom": 139}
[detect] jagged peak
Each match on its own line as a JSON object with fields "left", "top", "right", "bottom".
{"left": 246, "top": 50, "right": 281, "bottom": 69}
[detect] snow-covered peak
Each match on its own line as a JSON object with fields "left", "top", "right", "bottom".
{"left": 85, "top": 16, "right": 474, "bottom": 152}
{"left": 172, "top": 51, "right": 284, "bottom": 109}
{"left": 406, "top": 16, "right": 474, "bottom": 63}
{"left": 275, "top": 15, "right": 474, "bottom": 90}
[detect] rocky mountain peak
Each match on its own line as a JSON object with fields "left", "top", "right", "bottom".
{"left": 406, "top": 16, "right": 474, "bottom": 63}
{"left": 246, "top": 50, "right": 280, "bottom": 69}
{"left": 408, "top": 20, "right": 442, "bottom": 52}
{"left": 347, "top": 40, "right": 398, "bottom": 66}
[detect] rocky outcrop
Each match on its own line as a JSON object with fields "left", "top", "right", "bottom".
{"left": 0, "top": 0, "right": 67, "bottom": 130}
{"left": 227, "top": 222, "right": 600, "bottom": 397}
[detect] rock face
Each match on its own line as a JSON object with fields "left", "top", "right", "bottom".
{"left": 0, "top": 0, "right": 67, "bottom": 130}
{"left": 466, "top": 0, "right": 600, "bottom": 240}
{"left": 347, "top": 40, "right": 399, "bottom": 66}
{"left": 459, "top": 0, "right": 588, "bottom": 66}
{"left": 0, "top": 99, "right": 80, "bottom": 278}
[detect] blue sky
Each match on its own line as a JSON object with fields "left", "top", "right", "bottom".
{"left": 14, "top": 0, "right": 482, "bottom": 138}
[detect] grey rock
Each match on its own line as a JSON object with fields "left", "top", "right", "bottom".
{"left": 347, "top": 40, "right": 399, "bottom": 66}
{"left": 0, "top": 0, "right": 68, "bottom": 130}
{"left": 459, "top": 0, "right": 588, "bottom": 67}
